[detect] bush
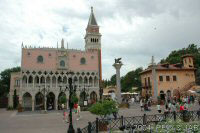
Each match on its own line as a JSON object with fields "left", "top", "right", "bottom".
{"left": 71, "top": 94, "right": 78, "bottom": 104}
{"left": 89, "top": 100, "right": 118, "bottom": 118}
{"left": 59, "top": 95, "right": 67, "bottom": 104}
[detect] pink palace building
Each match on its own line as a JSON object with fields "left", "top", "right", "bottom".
{"left": 8, "top": 7, "right": 102, "bottom": 111}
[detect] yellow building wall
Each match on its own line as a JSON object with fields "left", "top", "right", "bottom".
{"left": 141, "top": 69, "right": 195, "bottom": 97}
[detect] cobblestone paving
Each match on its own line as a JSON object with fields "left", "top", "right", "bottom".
{"left": 0, "top": 102, "right": 199, "bottom": 133}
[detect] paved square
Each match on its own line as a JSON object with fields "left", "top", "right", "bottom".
{"left": 0, "top": 102, "right": 199, "bottom": 133}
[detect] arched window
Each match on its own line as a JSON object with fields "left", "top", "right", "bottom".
{"left": 80, "top": 57, "right": 86, "bottom": 65}
{"left": 37, "top": 55, "right": 43, "bottom": 63}
{"left": 60, "top": 60, "right": 65, "bottom": 67}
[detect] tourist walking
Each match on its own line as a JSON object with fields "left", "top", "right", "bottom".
{"left": 131, "top": 97, "right": 135, "bottom": 105}
{"left": 140, "top": 99, "right": 143, "bottom": 111}
{"left": 157, "top": 103, "right": 161, "bottom": 113}
{"left": 76, "top": 105, "right": 81, "bottom": 120}
{"left": 74, "top": 103, "right": 78, "bottom": 113}
{"left": 171, "top": 103, "right": 176, "bottom": 113}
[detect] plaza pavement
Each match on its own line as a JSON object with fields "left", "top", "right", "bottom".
{"left": 0, "top": 102, "right": 199, "bottom": 133}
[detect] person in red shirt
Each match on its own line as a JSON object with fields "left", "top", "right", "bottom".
{"left": 74, "top": 103, "right": 78, "bottom": 113}
{"left": 180, "top": 104, "right": 184, "bottom": 111}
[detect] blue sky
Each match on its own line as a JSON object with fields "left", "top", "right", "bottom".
{"left": 0, "top": 0, "right": 200, "bottom": 79}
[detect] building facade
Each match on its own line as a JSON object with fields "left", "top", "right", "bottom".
{"left": 8, "top": 7, "right": 102, "bottom": 111}
{"left": 140, "top": 55, "right": 196, "bottom": 100}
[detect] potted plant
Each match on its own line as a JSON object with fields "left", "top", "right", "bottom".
{"left": 89, "top": 100, "right": 118, "bottom": 131}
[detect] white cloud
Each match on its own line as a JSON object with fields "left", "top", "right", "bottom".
{"left": 0, "top": 0, "right": 199, "bottom": 79}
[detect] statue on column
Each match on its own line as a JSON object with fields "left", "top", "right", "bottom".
{"left": 113, "top": 58, "right": 123, "bottom": 104}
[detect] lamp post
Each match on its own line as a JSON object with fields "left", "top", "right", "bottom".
{"left": 99, "top": 87, "right": 103, "bottom": 101}
{"left": 59, "top": 85, "right": 69, "bottom": 109}
{"left": 67, "top": 76, "right": 77, "bottom": 133}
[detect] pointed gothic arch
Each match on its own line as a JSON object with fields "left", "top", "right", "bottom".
{"left": 58, "top": 92, "right": 67, "bottom": 110}
{"left": 46, "top": 76, "right": 50, "bottom": 84}
{"left": 22, "top": 75, "right": 27, "bottom": 84}
{"left": 23, "top": 92, "right": 32, "bottom": 111}
{"left": 40, "top": 76, "right": 45, "bottom": 84}
{"left": 90, "top": 91, "right": 97, "bottom": 104}
{"left": 63, "top": 76, "right": 67, "bottom": 84}
{"left": 89, "top": 76, "right": 93, "bottom": 86}
{"left": 35, "top": 92, "right": 44, "bottom": 110}
{"left": 84, "top": 76, "right": 88, "bottom": 85}
{"left": 79, "top": 76, "right": 83, "bottom": 86}
{"left": 35, "top": 76, "right": 39, "bottom": 84}
{"left": 47, "top": 92, "right": 55, "bottom": 110}
{"left": 28, "top": 76, "right": 33, "bottom": 84}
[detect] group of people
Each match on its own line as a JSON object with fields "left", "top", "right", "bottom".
{"left": 140, "top": 97, "right": 152, "bottom": 111}
{"left": 62, "top": 103, "right": 81, "bottom": 123}
{"left": 157, "top": 95, "right": 197, "bottom": 114}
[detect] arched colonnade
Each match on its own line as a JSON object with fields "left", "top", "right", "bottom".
{"left": 22, "top": 90, "right": 98, "bottom": 111}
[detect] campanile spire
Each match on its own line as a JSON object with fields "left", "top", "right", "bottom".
{"left": 85, "top": 7, "right": 101, "bottom": 50}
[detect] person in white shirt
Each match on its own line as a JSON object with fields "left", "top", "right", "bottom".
{"left": 76, "top": 105, "right": 81, "bottom": 120}
{"left": 131, "top": 97, "right": 135, "bottom": 105}
{"left": 157, "top": 104, "right": 161, "bottom": 113}
{"left": 140, "top": 99, "right": 143, "bottom": 111}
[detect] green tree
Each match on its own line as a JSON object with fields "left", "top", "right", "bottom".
{"left": 110, "top": 74, "right": 116, "bottom": 86}
{"left": 0, "top": 67, "right": 20, "bottom": 97}
{"left": 121, "top": 67, "right": 143, "bottom": 92}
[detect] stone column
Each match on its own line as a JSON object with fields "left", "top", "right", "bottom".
{"left": 113, "top": 63, "right": 123, "bottom": 104}
{"left": 55, "top": 94, "right": 58, "bottom": 110}
{"left": 151, "top": 56, "right": 158, "bottom": 99}
{"left": 27, "top": 76, "right": 29, "bottom": 88}
{"left": 32, "top": 97, "right": 35, "bottom": 111}
{"left": 56, "top": 77, "right": 58, "bottom": 88}
{"left": 93, "top": 78, "right": 95, "bottom": 87}
{"left": 45, "top": 77, "right": 47, "bottom": 89}
{"left": 19, "top": 93, "right": 23, "bottom": 105}
{"left": 8, "top": 92, "right": 13, "bottom": 107}
{"left": 50, "top": 77, "right": 52, "bottom": 88}
{"left": 39, "top": 76, "right": 41, "bottom": 86}
{"left": 44, "top": 92, "right": 47, "bottom": 111}
{"left": 33, "top": 77, "right": 35, "bottom": 88}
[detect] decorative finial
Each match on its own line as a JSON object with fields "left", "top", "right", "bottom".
{"left": 91, "top": 6, "right": 93, "bottom": 12}
{"left": 61, "top": 38, "right": 64, "bottom": 49}
{"left": 151, "top": 56, "right": 155, "bottom": 65}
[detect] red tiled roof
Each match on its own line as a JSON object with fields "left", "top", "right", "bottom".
{"left": 140, "top": 63, "right": 195, "bottom": 74}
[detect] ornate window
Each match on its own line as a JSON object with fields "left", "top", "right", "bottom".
{"left": 37, "top": 55, "right": 43, "bottom": 63}
{"left": 27, "top": 52, "right": 31, "bottom": 56}
{"left": 60, "top": 60, "right": 65, "bottom": 67}
{"left": 80, "top": 57, "right": 86, "bottom": 65}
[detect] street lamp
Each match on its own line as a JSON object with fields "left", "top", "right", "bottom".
{"left": 99, "top": 87, "right": 103, "bottom": 101}
{"left": 59, "top": 85, "right": 69, "bottom": 109}
{"left": 67, "top": 76, "right": 77, "bottom": 133}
